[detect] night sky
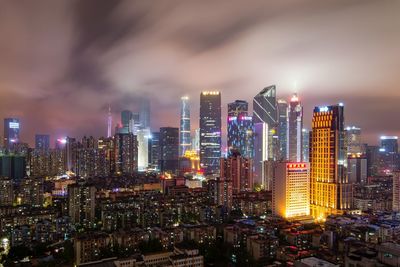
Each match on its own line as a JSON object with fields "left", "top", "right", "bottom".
{"left": 0, "top": 0, "right": 399, "bottom": 146}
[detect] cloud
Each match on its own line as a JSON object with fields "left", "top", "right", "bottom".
{"left": 0, "top": 0, "right": 399, "bottom": 146}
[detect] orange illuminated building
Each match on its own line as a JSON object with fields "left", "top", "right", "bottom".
{"left": 310, "top": 104, "right": 352, "bottom": 220}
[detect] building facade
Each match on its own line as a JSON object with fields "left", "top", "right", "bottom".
{"left": 159, "top": 127, "right": 179, "bottom": 174}
{"left": 180, "top": 96, "right": 191, "bottom": 157}
{"left": 287, "top": 94, "right": 303, "bottom": 162}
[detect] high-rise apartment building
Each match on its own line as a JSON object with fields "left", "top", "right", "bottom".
{"left": 253, "top": 86, "right": 278, "bottom": 187}
{"left": 180, "top": 96, "right": 191, "bottom": 157}
{"left": 277, "top": 99, "right": 288, "bottom": 161}
{"left": 114, "top": 133, "right": 138, "bottom": 174}
{"left": 4, "top": 118, "right": 20, "bottom": 148}
{"left": 220, "top": 151, "right": 253, "bottom": 193}
{"left": 0, "top": 178, "right": 14, "bottom": 205}
{"left": 393, "top": 172, "right": 400, "bottom": 212}
{"left": 227, "top": 100, "right": 254, "bottom": 158}
{"left": 35, "top": 134, "right": 50, "bottom": 150}
{"left": 273, "top": 162, "right": 310, "bottom": 219}
{"left": 68, "top": 181, "right": 96, "bottom": 225}
{"left": 159, "top": 127, "right": 179, "bottom": 174}
{"left": 310, "top": 104, "right": 352, "bottom": 219}
{"left": 287, "top": 94, "right": 303, "bottom": 162}
{"left": 200, "top": 91, "right": 221, "bottom": 175}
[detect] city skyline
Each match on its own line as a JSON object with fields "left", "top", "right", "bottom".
{"left": 0, "top": 1, "right": 399, "bottom": 145}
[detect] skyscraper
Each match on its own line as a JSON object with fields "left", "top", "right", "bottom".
{"left": 200, "top": 91, "right": 221, "bottom": 175}
{"left": 273, "top": 162, "right": 310, "bottom": 219}
{"left": 180, "top": 96, "right": 191, "bottom": 157}
{"left": 393, "top": 172, "right": 400, "bottom": 212}
{"left": 107, "top": 105, "right": 112, "bottom": 138}
{"left": 277, "top": 99, "right": 288, "bottom": 160}
{"left": 380, "top": 136, "right": 398, "bottom": 153}
{"left": 137, "top": 128, "right": 151, "bottom": 171}
{"left": 148, "top": 132, "right": 160, "bottom": 169}
{"left": 287, "top": 93, "right": 303, "bottom": 162}
{"left": 139, "top": 98, "right": 151, "bottom": 129}
{"left": 68, "top": 181, "right": 96, "bottom": 225}
{"left": 302, "top": 128, "right": 310, "bottom": 162}
{"left": 4, "top": 118, "right": 20, "bottom": 148}
{"left": 159, "top": 127, "right": 179, "bottom": 174}
{"left": 253, "top": 85, "right": 278, "bottom": 187}
{"left": 121, "top": 110, "right": 132, "bottom": 132}
{"left": 227, "top": 100, "right": 254, "bottom": 158}
{"left": 345, "top": 126, "right": 362, "bottom": 154}
{"left": 35, "top": 134, "right": 50, "bottom": 150}
{"left": 310, "top": 104, "right": 352, "bottom": 219}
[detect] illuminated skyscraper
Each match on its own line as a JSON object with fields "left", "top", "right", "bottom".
{"left": 148, "top": 132, "right": 160, "bottom": 169}
{"left": 287, "top": 93, "right": 303, "bottom": 162}
{"left": 277, "top": 99, "right": 288, "bottom": 160}
{"left": 273, "top": 162, "right": 310, "bottom": 219}
{"left": 192, "top": 128, "right": 200, "bottom": 153}
{"left": 302, "top": 128, "right": 310, "bottom": 162}
{"left": 137, "top": 128, "right": 150, "bottom": 171}
{"left": 159, "top": 127, "right": 179, "bottom": 174}
{"left": 121, "top": 110, "right": 132, "bottom": 134}
{"left": 393, "top": 172, "right": 400, "bottom": 212}
{"left": 35, "top": 134, "right": 50, "bottom": 150}
{"left": 4, "top": 118, "right": 20, "bottom": 148}
{"left": 107, "top": 105, "right": 112, "bottom": 138}
{"left": 180, "top": 96, "right": 191, "bottom": 157}
{"left": 200, "top": 91, "right": 221, "bottom": 175}
{"left": 310, "top": 104, "right": 352, "bottom": 219}
{"left": 227, "top": 100, "right": 254, "bottom": 158}
{"left": 345, "top": 126, "right": 362, "bottom": 154}
{"left": 253, "top": 85, "right": 278, "bottom": 187}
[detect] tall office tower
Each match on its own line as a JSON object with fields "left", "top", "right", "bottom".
{"left": 120, "top": 110, "right": 132, "bottom": 134}
{"left": 273, "top": 162, "right": 310, "bottom": 219}
{"left": 130, "top": 112, "right": 141, "bottom": 134}
{"left": 148, "top": 132, "right": 160, "bottom": 169}
{"left": 19, "top": 177, "right": 44, "bottom": 207}
{"left": 114, "top": 133, "right": 138, "bottom": 174}
{"left": 347, "top": 154, "right": 367, "bottom": 184}
{"left": 345, "top": 126, "right": 362, "bottom": 154}
{"left": 393, "top": 172, "right": 400, "bottom": 212}
{"left": 380, "top": 136, "right": 398, "bottom": 153}
{"left": 4, "top": 118, "right": 20, "bottom": 148}
{"left": 35, "top": 134, "right": 50, "bottom": 150}
{"left": 302, "top": 129, "right": 310, "bottom": 162}
{"left": 192, "top": 128, "right": 200, "bottom": 153}
{"left": 277, "top": 99, "right": 288, "bottom": 160}
{"left": 137, "top": 128, "right": 150, "bottom": 171}
{"left": 0, "top": 154, "right": 26, "bottom": 181}
{"left": 140, "top": 98, "right": 151, "bottom": 129}
{"left": 200, "top": 91, "right": 221, "bottom": 175}
{"left": 287, "top": 93, "right": 303, "bottom": 162}
{"left": 366, "top": 145, "right": 379, "bottom": 177}
{"left": 107, "top": 105, "right": 112, "bottom": 138}
{"left": 220, "top": 150, "right": 253, "bottom": 193}
{"left": 180, "top": 96, "right": 191, "bottom": 157}
{"left": 0, "top": 178, "right": 14, "bottom": 205}
{"left": 310, "top": 104, "right": 352, "bottom": 219}
{"left": 159, "top": 127, "right": 179, "bottom": 174}
{"left": 227, "top": 100, "right": 254, "bottom": 158}
{"left": 68, "top": 181, "right": 96, "bottom": 225}
{"left": 253, "top": 85, "right": 278, "bottom": 187}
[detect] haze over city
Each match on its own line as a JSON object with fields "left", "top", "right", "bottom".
{"left": 0, "top": 0, "right": 399, "bottom": 145}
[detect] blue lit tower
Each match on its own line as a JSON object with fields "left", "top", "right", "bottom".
{"left": 277, "top": 99, "right": 288, "bottom": 160}
{"left": 380, "top": 136, "right": 398, "bottom": 153}
{"left": 200, "top": 91, "right": 221, "bottom": 175}
{"left": 180, "top": 96, "right": 191, "bottom": 157}
{"left": 4, "top": 118, "right": 20, "bottom": 148}
{"left": 287, "top": 93, "right": 303, "bottom": 162}
{"left": 227, "top": 100, "right": 254, "bottom": 158}
{"left": 253, "top": 86, "right": 278, "bottom": 186}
